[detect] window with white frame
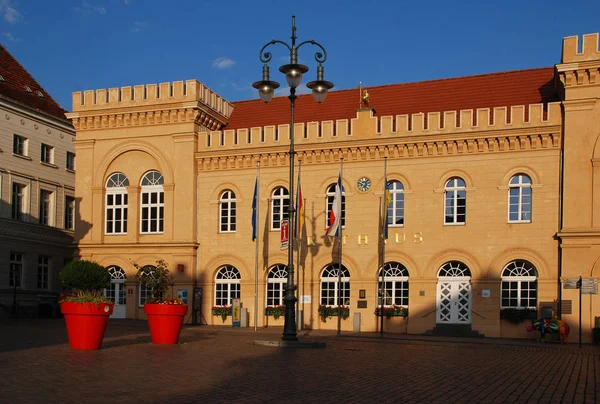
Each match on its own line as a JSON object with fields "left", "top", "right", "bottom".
{"left": 9, "top": 252, "right": 23, "bottom": 288}
{"left": 65, "top": 196, "right": 75, "bottom": 230}
{"left": 388, "top": 180, "right": 404, "bottom": 226}
{"left": 138, "top": 265, "right": 155, "bottom": 306}
{"left": 140, "top": 171, "right": 164, "bottom": 234}
{"left": 13, "top": 134, "right": 27, "bottom": 156}
{"left": 37, "top": 256, "right": 50, "bottom": 289}
{"left": 214, "top": 265, "right": 241, "bottom": 306}
{"left": 326, "top": 183, "right": 346, "bottom": 228}
{"left": 105, "top": 266, "right": 127, "bottom": 305}
{"left": 105, "top": 173, "right": 129, "bottom": 234}
{"left": 444, "top": 177, "right": 466, "bottom": 225}
{"left": 271, "top": 187, "right": 289, "bottom": 230}
{"left": 11, "top": 182, "right": 26, "bottom": 220}
{"left": 266, "top": 264, "right": 288, "bottom": 307}
{"left": 41, "top": 143, "right": 54, "bottom": 164}
{"left": 39, "top": 189, "right": 53, "bottom": 225}
{"left": 438, "top": 261, "right": 471, "bottom": 277}
{"left": 378, "top": 262, "right": 409, "bottom": 307}
{"left": 501, "top": 260, "right": 537, "bottom": 309}
{"left": 320, "top": 264, "right": 350, "bottom": 307}
{"left": 219, "top": 190, "right": 236, "bottom": 233}
{"left": 66, "top": 152, "right": 76, "bottom": 171}
{"left": 508, "top": 174, "right": 532, "bottom": 223}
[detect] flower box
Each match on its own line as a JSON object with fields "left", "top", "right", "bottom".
{"left": 318, "top": 305, "right": 349, "bottom": 323}
{"left": 212, "top": 305, "right": 232, "bottom": 322}
{"left": 265, "top": 305, "right": 285, "bottom": 320}
{"left": 374, "top": 305, "right": 408, "bottom": 319}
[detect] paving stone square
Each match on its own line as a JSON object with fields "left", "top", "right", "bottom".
{"left": 1, "top": 319, "right": 599, "bottom": 403}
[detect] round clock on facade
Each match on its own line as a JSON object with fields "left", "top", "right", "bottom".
{"left": 357, "top": 177, "right": 371, "bottom": 192}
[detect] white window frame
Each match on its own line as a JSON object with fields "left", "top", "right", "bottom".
{"left": 105, "top": 173, "right": 129, "bottom": 235}
{"left": 13, "top": 134, "right": 27, "bottom": 156}
{"left": 266, "top": 264, "right": 288, "bottom": 307}
{"left": 64, "top": 195, "right": 75, "bottom": 230}
{"left": 271, "top": 187, "right": 289, "bottom": 231}
{"left": 66, "top": 151, "right": 76, "bottom": 171}
{"left": 9, "top": 252, "right": 23, "bottom": 288}
{"left": 508, "top": 175, "right": 532, "bottom": 223}
{"left": 11, "top": 181, "right": 27, "bottom": 221}
{"left": 138, "top": 265, "right": 155, "bottom": 306}
{"left": 214, "top": 265, "right": 241, "bottom": 306}
{"left": 39, "top": 189, "right": 54, "bottom": 226}
{"left": 140, "top": 171, "right": 164, "bottom": 234}
{"left": 37, "top": 256, "right": 50, "bottom": 290}
{"left": 41, "top": 143, "right": 54, "bottom": 164}
{"left": 388, "top": 180, "right": 404, "bottom": 227}
{"left": 320, "top": 264, "right": 350, "bottom": 307}
{"left": 378, "top": 262, "right": 409, "bottom": 307}
{"left": 444, "top": 177, "right": 466, "bottom": 225}
{"left": 219, "top": 190, "right": 237, "bottom": 233}
{"left": 325, "top": 183, "right": 346, "bottom": 229}
{"left": 501, "top": 260, "right": 538, "bottom": 309}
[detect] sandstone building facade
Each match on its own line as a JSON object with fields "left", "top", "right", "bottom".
{"left": 68, "top": 33, "right": 600, "bottom": 341}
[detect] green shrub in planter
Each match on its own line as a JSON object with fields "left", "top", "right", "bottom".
{"left": 59, "top": 260, "right": 111, "bottom": 303}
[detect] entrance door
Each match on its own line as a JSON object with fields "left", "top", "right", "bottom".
{"left": 436, "top": 278, "right": 471, "bottom": 324}
{"left": 104, "top": 266, "right": 127, "bottom": 319}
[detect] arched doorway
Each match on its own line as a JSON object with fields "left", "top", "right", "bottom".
{"left": 436, "top": 261, "right": 472, "bottom": 324}
{"left": 104, "top": 266, "right": 127, "bottom": 318}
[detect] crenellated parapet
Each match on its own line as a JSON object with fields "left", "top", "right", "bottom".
{"left": 67, "top": 80, "right": 234, "bottom": 132}
{"left": 557, "top": 33, "right": 600, "bottom": 100}
{"left": 561, "top": 33, "right": 600, "bottom": 63}
{"left": 196, "top": 102, "right": 562, "bottom": 171}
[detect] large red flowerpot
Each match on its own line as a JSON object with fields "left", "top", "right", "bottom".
{"left": 61, "top": 302, "right": 114, "bottom": 350}
{"left": 144, "top": 304, "right": 189, "bottom": 344}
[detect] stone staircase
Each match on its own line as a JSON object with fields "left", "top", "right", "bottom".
{"left": 425, "top": 324, "right": 484, "bottom": 338}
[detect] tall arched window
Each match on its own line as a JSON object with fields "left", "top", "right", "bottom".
{"left": 215, "top": 265, "right": 241, "bottom": 306}
{"left": 444, "top": 177, "right": 466, "bottom": 225}
{"left": 508, "top": 174, "right": 532, "bottom": 223}
{"left": 105, "top": 173, "right": 129, "bottom": 234}
{"left": 138, "top": 265, "right": 155, "bottom": 306}
{"left": 378, "top": 262, "right": 409, "bottom": 307}
{"left": 388, "top": 180, "right": 405, "bottom": 227}
{"left": 104, "top": 266, "right": 126, "bottom": 306}
{"left": 501, "top": 260, "right": 537, "bottom": 309}
{"left": 326, "top": 183, "right": 346, "bottom": 228}
{"left": 271, "top": 187, "right": 289, "bottom": 231}
{"left": 266, "top": 264, "right": 288, "bottom": 307}
{"left": 219, "top": 190, "right": 236, "bottom": 233}
{"left": 320, "top": 264, "right": 350, "bottom": 307}
{"left": 140, "top": 170, "right": 164, "bottom": 234}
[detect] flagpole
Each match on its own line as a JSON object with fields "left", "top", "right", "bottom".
{"left": 295, "top": 160, "right": 302, "bottom": 331}
{"left": 381, "top": 157, "right": 387, "bottom": 338}
{"left": 337, "top": 158, "right": 344, "bottom": 336}
{"left": 254, "top": 161, "right": 260, "bottom": 332}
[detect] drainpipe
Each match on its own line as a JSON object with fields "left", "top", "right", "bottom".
{"left": 557, "top": 101, "right": 566, "bottom": 320}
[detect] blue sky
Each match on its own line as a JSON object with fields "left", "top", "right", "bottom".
{"left": 1, "top": 0, "right": 599, "bottom": 111}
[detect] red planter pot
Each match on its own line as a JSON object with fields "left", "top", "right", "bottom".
{"left": 61, "top": 302, "right": 114, "bottom": 350}
{"left": 144, "top": 304, "right": 189, "bottom": 344}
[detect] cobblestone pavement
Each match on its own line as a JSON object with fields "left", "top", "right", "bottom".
{"left": 1, "top": 319, "right": 599, "bottom": 403}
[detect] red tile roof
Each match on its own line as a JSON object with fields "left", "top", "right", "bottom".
{"left": 226, "top": 67, "right": 557, "bottom": 130}
{"left": 0, "top": 44, "right": 69, "bottom": 123}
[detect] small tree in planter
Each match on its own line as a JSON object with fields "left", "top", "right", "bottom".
{"left": 134, "top": 260, "right": 188, "bottom": 344}
{"left": 59, "top": 260, "right": 113, "bottom": 350}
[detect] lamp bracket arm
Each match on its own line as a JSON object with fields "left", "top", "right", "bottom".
{"left": 259, "top": 40, "right": 292, "bottom": 63}
{"left": 296, "top": 40, "right": 327, "bottom": 63}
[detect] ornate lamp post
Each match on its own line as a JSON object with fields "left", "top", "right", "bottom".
{"left": 253, "top": 16, "right": 333, "bottom": 341}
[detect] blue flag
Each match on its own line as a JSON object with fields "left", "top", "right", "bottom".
{"left": 251, "top": 178, "right": 258, "bottom": 241}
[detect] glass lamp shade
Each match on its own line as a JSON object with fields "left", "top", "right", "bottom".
{"left": 279, "top": 64, "right": 309, "bottom": 89}
{"left": 252, "top": 80, "right": 280, "bottom": 103}
{"left": 307, "top": 80, "right": 334, "bottom": 104}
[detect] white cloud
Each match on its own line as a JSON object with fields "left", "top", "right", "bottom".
{"left": 212, "top": 57, "right": 236, "bottom": 69}
{"left": 123, "top": 0, "right": 130, "bottom": 4}
{"left": 0, "top": 0, "right": 21, "bottom": 24}
{"left": 131, "top": 21, "right": 147, "bottom": 32}
{"left": 74, "top": 1, "right": 107, "bottom": 15}
{"left": 1, "top": 32, "right": 20, "bottom": 42}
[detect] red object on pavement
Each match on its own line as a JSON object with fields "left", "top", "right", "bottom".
{"left": 144, "top": 304, "right": 189, "bottom": 344}
{"left": 61, "top": 302, "right": 114, "bottom": 350}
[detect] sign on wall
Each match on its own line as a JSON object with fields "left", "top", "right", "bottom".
{"left": 232, "top": 298, "right": 241, "bottom": 328}
{"left": 280, "top": 220, "right": 289, "bottom": 250}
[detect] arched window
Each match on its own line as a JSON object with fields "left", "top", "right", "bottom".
{"left": 326, "top": 183, "right": 346, "bottom": 228}
{"left": 138, "top": 265, "right": 155, "bottom": 306}
{"left": 215, "top": 265, "right": 241, "bottom": 306}
{"left": 105, "top": 173, "right": 129, "bottom": 234}
{"left": 140, "top": 171, "right": 164, "bottom": 234}
{"left": 320, "top": 264, "right": 350, "bottom": 307}
{"left": 444, "top": 177, "right": 466, "bottom": 225}
{"left": 378, "top": 262, "right": 409, "bottom": 307}
{"left": 266, "top": 264, "right": 288, "bottom": 307}
{"left": 501, "top": 260, "right": 537, "bottom": 309}
{"left": 508, "top": 174, "right": 532, "bottom": 223}
{"left": 219, "top": 190, "right": 236, "bottom": 233}
{"left": 271, "top": 187, "right": 289, "bottom": 231}
{"left": 387, "top": 180, "right": 404, "bottom": 227}
{"left": 438, "top": 261, "right": 471, "bottom": 277}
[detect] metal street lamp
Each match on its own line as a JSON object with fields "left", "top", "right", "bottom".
{"left": 253, "top": 15, "right": 333, "bottom": 341}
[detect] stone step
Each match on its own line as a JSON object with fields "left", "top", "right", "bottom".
{"left": 425, "top": 324, "right": 485, "bottom": 338}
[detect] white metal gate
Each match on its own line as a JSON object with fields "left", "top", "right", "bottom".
{"left": 436, "top": 278, "right": 471, "bottom": 324}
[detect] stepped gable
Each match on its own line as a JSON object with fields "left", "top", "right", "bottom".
{"left": 0, "top": 44, "right": 69, "bottom": 123}
{"left": 226, "top": 67, "right": 557, "bottom": 130}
